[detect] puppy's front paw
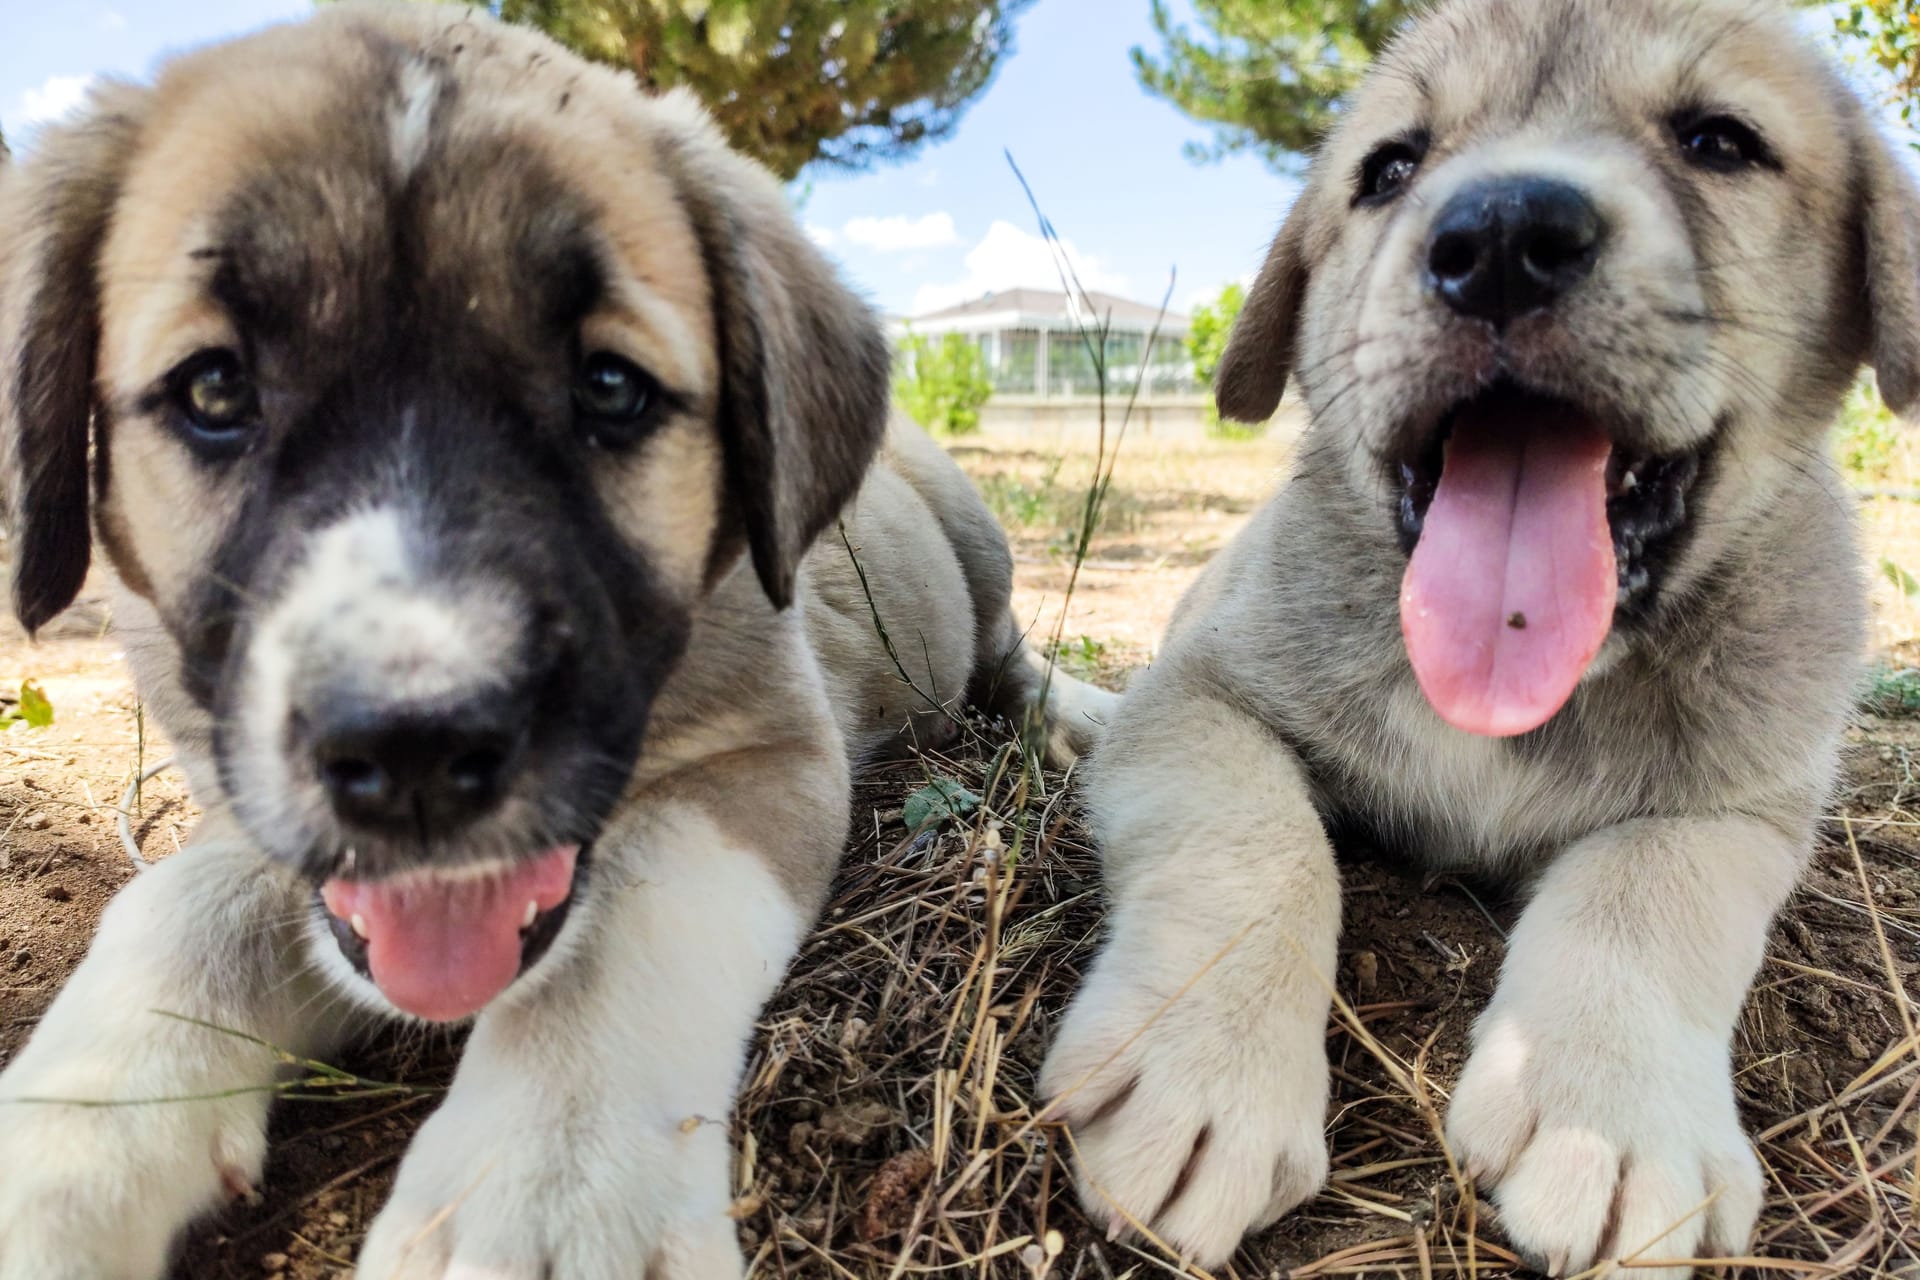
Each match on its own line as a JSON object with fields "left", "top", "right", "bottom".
{"left": 1039, "top": 966, "right": 1329, "bottom": 1266}
{"left": 0, "top": 1050, "right": 268, "bottom": 1280}
{"left": 1447, "top": 1004, "right": 1763, "bottom": 1280}
{"left": 354, "top": 1079, "right": 743, "bottom": 1280}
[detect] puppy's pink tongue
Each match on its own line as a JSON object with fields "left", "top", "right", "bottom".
{"left": 320, "top": 845, "right": 578, "bottom": 1023}
{"left": 1400, "top": 403, "right": 1616, "bottom": 737}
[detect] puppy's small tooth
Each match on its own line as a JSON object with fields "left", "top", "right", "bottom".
{"left": 349, "top": 913, "right": 368, "bottom": 940}
{"left": 522, "top": 899, "right": 539, "bottom": 929}
{"left": 342, "top": 847, "right": 357, "bottom": 874}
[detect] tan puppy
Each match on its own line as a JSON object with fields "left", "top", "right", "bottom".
{"left": 0, "top": 6, "right": 1110, "bottom": 1277}
{"left": 1041, "top": 1, "right": 1915, "bottom": 1274}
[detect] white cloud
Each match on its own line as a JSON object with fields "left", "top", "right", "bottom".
{"left": 804, "top": 224, "right": 838, "bottom": 249}
{"left": 17, "top": 74, "right": 96, "bottom": 127}
{"left": 97, "top": 10, "right": 127, "bottom": 30}
{"left": 841, "top": 212, "right": 958, "bottom": 254}
{"left": 909, "top": 220, "right": 1129, "bottom": 316}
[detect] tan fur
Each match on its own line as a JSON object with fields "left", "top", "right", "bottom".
{"left": 76, "top": 7, "right": 727, "bottom": 617}
{"left": 0, "top": 7, "right": 1114, "bottom": 1277}
{"left": 1043, "top": 1, "right": 1913, "bottom": 1274}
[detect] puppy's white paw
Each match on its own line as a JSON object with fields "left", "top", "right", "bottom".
{"left": 354, "top": 1077, "right": 743, "bottom": 1280}
{"left": 1040, "top": 962, "right": 1329, "bottom": 1266}
{"left": 1448, "top": 1003, "right": 1763, "bottom": 1280}
{"left": 0, "top": 1046, "right": 268, "bottom": 1280}
{"left": 645, "top": 1215, "right": 751, "bottom": 1280}
{"left": 1021, "top": 650, "right": 1120, "bottom": 767}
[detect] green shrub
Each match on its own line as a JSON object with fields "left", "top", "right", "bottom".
{"left": 895, "top": 331, "right": 993, "bottom": 436}
{"left": 1187, "top": 282, "right": 1243, "bottom": 391}
{"left": 1837, "top": 378, "right": 1902, "bottom": 482}
{"left": 1188, "top": 282, "right": 1264, "bottom": 439}
{"left": 1207, "top": 416, "right": 1267, "bottom": 442}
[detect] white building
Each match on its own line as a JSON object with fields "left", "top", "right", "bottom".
{"left": 897, "top": 288, "right": 1197, "bottom": 401}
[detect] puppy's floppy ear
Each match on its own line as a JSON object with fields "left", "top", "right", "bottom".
{"left": 1216, "top": 210, "right": 1309, "bottom": 424}
{"left": 659, "top": 106, "right": 891, "bottom": 609}
{"left": 1852, "top": 113, "right": 1920, "bottom": 416}
{"left": 0, "top": 87, "right": 145, "bottom": 632}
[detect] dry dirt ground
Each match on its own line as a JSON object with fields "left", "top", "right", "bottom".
{"left": 1, "top": 430, "right": 1915, "bottom": 1279}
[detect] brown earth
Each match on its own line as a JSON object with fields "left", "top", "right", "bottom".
{"left": 0, "top": 435, "right": 1914, "bottom": 1278}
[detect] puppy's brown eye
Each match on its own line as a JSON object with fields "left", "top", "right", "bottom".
{"left": 1357, "top": 137, "right": 1427, "bottom": 206}
{"left": 168, "top": 349, "right": 260, "bottom": 451}
{"left": 1675, "top": 114, "right": 1775, "bottom": 173}
{"left": 574, "top": 353, "right": 661, "bottom": 448}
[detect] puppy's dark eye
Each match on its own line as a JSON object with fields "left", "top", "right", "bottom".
{"left": 1357, "top": 136, "right": 1427, "bottom": 206}
{"left": 167, "top": 349, "right": 260, "bottom": 451}
{"left": 1675, "top": 114, "right": 1775, "bottom": 173}
{"left": 573, "top": 353, "right": 661, "bottom": 448}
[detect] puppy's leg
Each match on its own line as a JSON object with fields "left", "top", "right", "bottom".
{"left": 0, "top": 815, "right": 348, "bottom": 1280}
{"left": 974, "top": 616, "right": 1120, "bottom": 766}
{"left": 1041, "top": 684, "right": 1336, "bottom": 1265}
{"left": 1023, "top": 645, "right": 1120, "bottom": 766}
{"left": 1447, "top": 816, "right": 1791, "bottom": 1279}
{"left": 353, "top": 802, "right": 814, "bottom": 1280}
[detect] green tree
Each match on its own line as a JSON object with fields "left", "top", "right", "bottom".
{"left": 1838, "top": 2, "right": 1920, "bottom": 127}
{"left": 1186, "top": 282, "right": 1245, "bottom": 392}
{"left": 499, "top": 0, "right": 1034, "bottom": 179}
{"left": 1131, "top": 0, "right": 1411, "bottom": 173}
{"left": 894, "top": 331, "right": 992, "bottom": 435}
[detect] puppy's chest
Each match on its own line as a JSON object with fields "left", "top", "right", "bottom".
{"left": 1306, "top": 684, "right": 1642, "bottom": 874}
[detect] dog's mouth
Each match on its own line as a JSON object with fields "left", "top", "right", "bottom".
{"left": 1390, "top": 380, "right": 1704, "bottom": 738}
{"left": 319, "top": 843, "right": 589, "bottom": 1022}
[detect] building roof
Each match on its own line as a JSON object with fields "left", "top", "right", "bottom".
{"left": 908, "top": 288, "right": 1188, "bottom": 333}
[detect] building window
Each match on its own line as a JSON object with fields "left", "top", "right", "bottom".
{"left": 1046, "top": 331, "right": 1100, "bottom": 398}
{"left": 1149, "top": 343, "right": 1199, "bottom": 395}
{"left": 1043, "top": 329, "right": 1189, "bottom": 398}
{"left": 993, "top": 329, "right": 1040, "bottom": 394}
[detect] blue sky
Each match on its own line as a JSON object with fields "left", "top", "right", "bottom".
{"left": 0, "top": 0, "right": 1292, "bottom": 322}
{"left": 0, "top": 3, "right": 1891, "bottom": 323}
{"left": 797, "top": 0, "right": 1295, "bottom": 318}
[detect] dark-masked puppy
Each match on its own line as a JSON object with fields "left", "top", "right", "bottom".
{"left": 0, "top": 7, "right": 1112, "bottom": 1277}
{"left": 1041, "top": 0, "right": 1914, "bottom": 1274}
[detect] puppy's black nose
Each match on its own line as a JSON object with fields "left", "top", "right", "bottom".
{"left": 311, "top": 703, "right": 526, "bottom": 835}
{"left": 1425, "top": 176, "right": 1604, "bottom": 327}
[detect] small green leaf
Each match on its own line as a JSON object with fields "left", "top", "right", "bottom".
{"left": 903, "top": 777, "right": 980, "bottom": 833}
{"left": 17, "top": 680, "right": 52, "bottom": 729}
{"left": 1883, "top": 557, "right": 1920, "bottom": 599}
